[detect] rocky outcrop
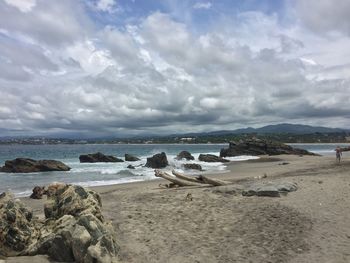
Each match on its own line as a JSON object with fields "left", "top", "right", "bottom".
{"left": 127, "top": 165, "right": 135, "bottom": 169}
{"left": 44, "top": 184, "right": 103, "bottom": 221}
{"left": 0, "top": 192, "right": 39, "bottom": 257}
{"left": 125, "top": 154, "right": 140, "bottom": 162}
{"left": 79, "top": 152, "right": 123, "bottom": 163}
{"left": 183, "top": 163, "right": 202, "bottom": 171}
{"left": 145, "top": 152, "right": 168, "bottom": 168}
{"left": 198, "top": 154, "right": 229, "bottom": 163}
{"left": 30, "top": 186, "right": 45, "bottom": 199}
{"left": 0, "top": 158, "right": 71, "bottom": 173}
{"left": 242, "top": 182, "right": 298, "bottom": 197}
{"left": 0, "top": 184, "right": 120, "bottom": 262}
{"left": 176, "top": 151, "right": 194, "bottom": 160}
{"left": 220, "top": 139, "right": 318, "bottom": 157}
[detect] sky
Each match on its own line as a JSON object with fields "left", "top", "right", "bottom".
{"left": 0, "top": 0, "right": 350, "bottom": 138}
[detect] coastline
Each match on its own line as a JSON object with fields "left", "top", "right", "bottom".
{"left": 13, "top": 154, "right": 350, "bottom": 263}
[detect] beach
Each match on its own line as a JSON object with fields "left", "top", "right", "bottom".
{"left": 9, "top": 154, "right": 350, "bottom": 263}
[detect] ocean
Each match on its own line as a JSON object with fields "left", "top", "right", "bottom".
{"left": 0, "top": 143, "right": 348, "bottom": 196}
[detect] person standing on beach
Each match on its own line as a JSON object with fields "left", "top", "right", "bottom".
{"left": 336, "top": 147, "right": 342, "bottom": 163}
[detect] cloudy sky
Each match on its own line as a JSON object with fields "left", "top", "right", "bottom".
{"left": 0, "top": 0, "right": 350, "bottom": 137}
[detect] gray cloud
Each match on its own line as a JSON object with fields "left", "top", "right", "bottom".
{"left": 0, "top": 2, "right": 349, "bottom": 137}
{"left": 296, "top": 0, "right": 350, "bottom": 35}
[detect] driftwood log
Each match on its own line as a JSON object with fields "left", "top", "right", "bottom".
{"left": 155, "top": 170, "right": 209, "bottom": 187}
{"left": 197, "top": 175, "right": 231, "bottom": 186}
{"left": 172, "top": 170, "right": 204, "bottom": 184}
{"left": 155, "top": 170, "right": 232, "bottom": 188}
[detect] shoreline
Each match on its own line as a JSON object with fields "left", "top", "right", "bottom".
{"left": 9, "top": 154, "right": 350, "bottom": 262}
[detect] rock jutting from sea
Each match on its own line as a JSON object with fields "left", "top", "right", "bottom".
{"left": 145, "top": 152, "right": 168, "bottom": 168}
{"left": 125, "top": 154, "right": 141, "bottom": 162}
{"left": 175, "top": 151, "right": 195, "bottom": 161}
{"left": 0, "top": 158, "right": 71, "bottom": 173}
{"left": 198, "top": 154, "right": 230, "bottom": 163}
{"left": 0, "top": 183, "right": 120, "bottom": 262}
{"left": 79, "top": 152, "right": 124, "bottom": 163}
{"left": 220, "top": 138, "right": 318, "bottom": 157}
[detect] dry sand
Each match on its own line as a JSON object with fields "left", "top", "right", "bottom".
{"left": 8, "top": 155, "right": 350, "bottom": 263}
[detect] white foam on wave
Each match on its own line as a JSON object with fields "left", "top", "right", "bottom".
{"left": 14, "top": 189, "right": 32, "bottom": 197}
{"left": 225, "top": 155, "right": 260, "bottom": 161}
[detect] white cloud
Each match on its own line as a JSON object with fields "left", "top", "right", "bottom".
{"left": 96, "top": 0, "right": 116, "bottom": 13}
{"left": 193, "top": 2, "right": 212, "bottom": 10}
{"left": 65, "top": 40, "right": 115, "bottom": 75}
{"left": 0, "top": 2, "right": 350, "bottom": 137}
{"left": 3, "top": 0, "right": 36, "bottom": 12}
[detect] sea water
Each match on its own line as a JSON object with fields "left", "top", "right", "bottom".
{"left": 0, "top": 143, "right": 348, "bottom": 196}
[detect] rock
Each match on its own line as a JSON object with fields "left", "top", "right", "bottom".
{"left": 30, "top": 186, "right": 45, "bottom": 199}
{"left": 176, "top": 151, "right": 194, "bottom": 160}
{"left": 183, "top": 163, "right": 202, "bottom": 171}
{"left": 125, "top": 154, "right": 140, "bottom": 162}
{"left": 145, "top": 152, "right": 168, "bottom": 168}
{"left": 79, "top": 152, "right": 123, "bottom": 163}
{"left": 1, "top": 184, "right": 119, "bottom": 262}
{"left": 0, "top": 193, "right": 39, "bottom": 257}
{"left": 44, "top": 184, "right": 103, "bottom": 221}
{"left": 242, "top": 181, "right": 298, "bottom": 197}
{"left": 220, "top": 138, "right": 318, "bottom": 157}
{"left": 198, "top": 154, "right": 229, "bottom": 163}
{"left": 0, "top": 158, "right": 71, "bottom": 173}
{"left": 127, "top": 165, "right": 135, "bottom": 169}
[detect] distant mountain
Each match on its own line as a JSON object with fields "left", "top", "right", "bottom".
{"left": 230, "top": 123, "right": 347, "bottom": 134}
{"left": 174, "top": 123, "right": 348, "bottom": 138}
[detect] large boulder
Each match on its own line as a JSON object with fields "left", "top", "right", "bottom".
{"left": 145, "top": 152, "right": 168, "bottom": 168}
{"left": 79, "top": 152, "right": 123, "bottom": 163}
{"left": 0, "top": 192, "right": 39, "bottom": 257}
{"left": 44, "top": 184, "right": 103, "bottom": 221}
{"left": 220, "top": 138, "right": 318, "bottom": 157}
{"left": 175, "top": 151, "right": 194, "bottom": 161}
{"left": 198, "top": 154, "right": 229, "bottom": 163}
{"left": 124, "top": 154, "right": 140, "bottom": 162}
{"left": 0, "top": 158, "right": 71, "bottom": 173}
{"left": 29, "top": 213, "right": 119, "bottom": 263}
{"left": 1, "top": 184, "right": 119, "bottom": 262}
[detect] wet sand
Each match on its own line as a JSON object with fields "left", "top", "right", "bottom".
{"left": 10, "top": 155, "right": 350, "bottom": 263}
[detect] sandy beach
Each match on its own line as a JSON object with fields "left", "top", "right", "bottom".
{"left": 9, "top": 154, "right": 350, "bottom": 263}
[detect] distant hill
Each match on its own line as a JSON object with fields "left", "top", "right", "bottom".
{"left": 231, "top": 123, "right": 347, "bottom": 134}
{"left": 174, "top": 123, "right": 348, "bottom": 137}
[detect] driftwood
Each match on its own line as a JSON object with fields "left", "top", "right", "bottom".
{"left": 197, "top": 175, "right": 231, "bottom": 186}
{"left": 172, "top": 170, "right": 204, "bottom": 184}
{"left": 155, "top": 170, "right": 209, "bottom": 187}
{"left": 155, "top": 170, "right": 232, "bottom": 188}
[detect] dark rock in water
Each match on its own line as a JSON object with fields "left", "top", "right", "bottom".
{"left": 198, "top": 154, "right": 229, "bottom": 163}
{"left": 79, "top": 152, "right": 123, "bottom": 163}
{"left": 220, "top": 138, "right": 318, "bottom": 157}
{"left": 127, "top": 164, "right": 135, "bottom": 169}
{"left": 30, "top": 186, "right": 45, "bottom": 199}
{"left": 145, "top": 152, "right": 168, "bottom": 168}
{"left": 125, "top": 154, "right": 140, "bottom": 162}
{"left": 0, "top": 193, "right": 38, "bottom": 257}
{"left": 0, "top": 158, "right": 71, "bottom": 173}
{"left": 176, "top": 151, "right": 194, "bottom": 160}
{"left": 183, "top": 163, "right": 202, "bottom": 171}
